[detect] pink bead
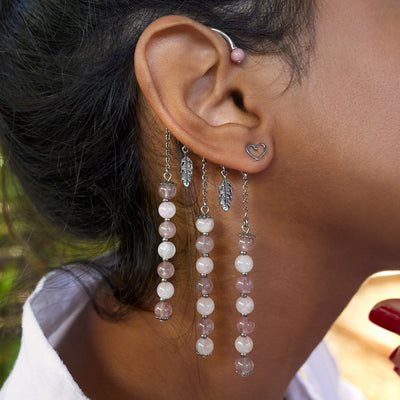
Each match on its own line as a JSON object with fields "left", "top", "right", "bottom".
{"left": 235, "top": 276, "right": 254, "bottom": 294}
{"left": 157, "top": 261, "right": 175, "bottom": 279}
{"left": 197, "top": 318, "right": 215, "bottom": 336}
{"left": 157, "top": 241, "right": 176, "bottom": 260}
{"left": 236, "top": 296, "right": 254, "bottom": 315}
{"left": 154, "top": 301, "right": 172, "bottom": 321}
{"left": 196, "top": 277, "right": 214, "bottom": 295}
{"left": 237, "top": 316, "right": 255, "bottom": 335}
{"left": 196, "top": 337, "right": 214, "bottom": 357}
{"left": 196, "top": 216, "right": 214, "bottom": 233}
{"left": 157, "top": 281, "right": 174, "bottom": 299}
{"left": 235, "top": 356, "right": 254, "bottom": 377}
{"left": 158, "top": 182, "right": 176, "bottom": 199}
{"left": 231, "top": 48, "right": 245, "bottom": 64}
{"left": 196, "top": 257, "right": 214, "bottom": 275}
{"left": 158, "top": 201, "right": 176, "bottom": 219}
{"left": 238, "top": 235, "right": 255, "bottom": 252}
{"left": 158, "top": 221, "right": 176, "bottom": 239}
{"left": 197, "top": 297, "right": 215, "bottom": 316}
{"left": 235, "top": 335, "right": 253, "bottom": 354}
{"left": 196, "top": 236, "right": 214, "bottom": 254}
{"left": 235, "top": 255, "right": 254, "bottom": 274}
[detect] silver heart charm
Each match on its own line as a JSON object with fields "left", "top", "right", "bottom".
{"left": 246, "top": 143, "right": 267, "bottom": 161}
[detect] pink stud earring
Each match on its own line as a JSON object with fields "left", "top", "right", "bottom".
{"left": 234, "top": 172, "right": 256, "bottom": 377}
{"left": 155, "top": 128, "right": 176, "bottom": 321}
{"left": 211, "top": 28, "right": 246, "bottom": 64}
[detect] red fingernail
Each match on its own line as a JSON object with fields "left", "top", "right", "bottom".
{"left": 369, "top": 307, "right": 400, "bottom": 335}
{"left": 394, "top": 367, "right": 400, "bottom": 377}
{"left": 390, "top": 347, "right": 399, "bottom": 361}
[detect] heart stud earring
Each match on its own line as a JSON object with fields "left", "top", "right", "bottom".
{"left": 245, "top": 144, "right": 267, "bottom": 161}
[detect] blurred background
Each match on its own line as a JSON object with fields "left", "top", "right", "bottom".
{"left": 0, "top": 157, "right": 399, "bottom": 397}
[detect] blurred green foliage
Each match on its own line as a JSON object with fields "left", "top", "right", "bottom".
{"left": 0, "top": 161, "right": 111, "bottom": 387}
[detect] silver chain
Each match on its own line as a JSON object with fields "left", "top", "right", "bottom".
{"left": 163, "top": 128, "right": 172, "bottom": 182}
{"left": 221, "top": 165, "right": 227, "bottom": 179}
{"left": 201, "top": 158, "right": 210, "bottom": 215}
{"left": 241, "top": 172, "right": 250, "bottom": 233}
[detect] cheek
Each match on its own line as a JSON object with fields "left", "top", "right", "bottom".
{"left": 304, "top": 0, "right": 400, "bottom": 187}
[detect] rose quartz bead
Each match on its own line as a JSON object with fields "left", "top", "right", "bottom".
{"left": 195, "top": 216, "right": 214, "bottom": 233}
{"left": 237, "top": 316, "right": 255, "bottom": 335}
{"left": 157, "top": 261, "right": 175, "bottom": 279}
{"left": 197, "top": 297, "right": 215, "bottom": 316}
{"left": 196, "top": 257, "right": 214, "bottom": 275}
{"left": 158, "top": 241, "right": 176, "bottom": 260}
{"left": 158, "top": 182, "right": 177, "bottom": 199}
{"left": 196, "top": 337, "right": 214, "bottom": 357}
{"left": 234, "top": 255, "right": 254, "bottom": 274}
{"left": 158, "top": 221, "right": 176, "bottom": 239}
{"left": 154, "top": 301, "right": 172, "bottom": 321}
{"left": 235, "top": 276, "right": 254, "bottom": 294}
{"left": 196, "top": 236, "right": 214, "bottom": 254}
{"left": 196, "top": 277, "right": 214, "bottom": 295}
{"left": 238, "top": 235, "right": 255, "bottom": 252}
{"left": 158, "top": 201, "right": 176, "bottom": 219}
{"left": 235, "top": 335, "right": 254, "bottom": 354}
{"left": 157, "top": 281, "right": 175, "bottom": 299}
{"left": 236, "top": 296, "right": 254, "bottom": 315}
{"left": 231, "top": 48, "right": 245, "bottom": 64}
{"left": 235, "top": 356, "right": 254, "bottom": 377}
{"left": 197, "top": 318, "right": 215, "bottom": 336}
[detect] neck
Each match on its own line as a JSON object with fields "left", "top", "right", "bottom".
{"left": 57, "top": 186, "right": 377, "bottom": 399}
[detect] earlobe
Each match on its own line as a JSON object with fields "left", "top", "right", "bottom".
{"left": 134, "top": 15, "right": 275, "bottom": 174}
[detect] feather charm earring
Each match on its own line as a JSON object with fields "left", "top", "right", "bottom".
{"left": 154, "top": 129, "right": 176, "bottom": 321}
{"left": 218, "top": 166, "right": 233, "bottom": 212}
{"left": 180, "top": 145, "right": 193, "bottom": 188}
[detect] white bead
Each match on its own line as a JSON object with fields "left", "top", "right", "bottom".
{"left": 235, "top": 335, "right": 253, "bottom": 354}
{"left": 158, "top": 241, "right": 176, "bottom": 260}
{"left": 235, "top": 255, "right": 254, "bottom": 274}
{"left": 196, "top": 257, "right": 214, "bottom": 275}
{"left": 236, "top": 296, "right": 254, "bottom": 315}
{"left": 157, "top": 282, "right": 175, "bottom": 299}
{"left": 196, "top": 297, "right": 215, "bottom": 316}
{"left": 195, "top": 217, "right": 214, "bottom": 233}
{"left": 158, "top": 201, "right": 176, "bottom": 219}
{"left": 196, "top": 337, "right": 214, "bottom": 356}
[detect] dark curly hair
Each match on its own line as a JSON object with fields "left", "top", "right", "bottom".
{"left": 0, "top": 0, "right": 315, "bottom": 312}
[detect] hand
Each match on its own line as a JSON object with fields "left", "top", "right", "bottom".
{"left": 369, "top": 299, "right": 400, "bottom": 376}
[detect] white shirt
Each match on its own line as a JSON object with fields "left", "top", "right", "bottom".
{"left": 0, "top": 266, "right": 366, "bottom": 400}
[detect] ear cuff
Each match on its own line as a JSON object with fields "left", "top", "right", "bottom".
{"left": 211, "top": 28, "right": 246, "bottom": 64}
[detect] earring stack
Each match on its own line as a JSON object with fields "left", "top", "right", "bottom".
{"left": 155, "top": 129, "right": 177, "bottom": 321}
{"left": 195, "top": 158, "right": 216, "bottom": 357}
{"left": 234, "top": 172, "right": 256, "bottom": 376}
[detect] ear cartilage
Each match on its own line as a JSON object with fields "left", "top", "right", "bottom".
{"left": 211, "top": 28, "right": 245, "bottom": 64}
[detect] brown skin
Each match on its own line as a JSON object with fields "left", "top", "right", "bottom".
{"left": 56, "top": 1, "right": 400, "bottom": 399}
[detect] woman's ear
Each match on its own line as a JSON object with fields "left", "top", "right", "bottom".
{"left": 134, "top": 15, "right": 280, "bottom": 173}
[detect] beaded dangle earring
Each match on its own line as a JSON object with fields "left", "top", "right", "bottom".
{"left": 154, "top": 128, "right": 177, "bottom": 321}
{"left": 195, "top": 158, "right": 216, "bottom": 357}
{"left": 234, "top": 172, "right": 256, "bottom": 376}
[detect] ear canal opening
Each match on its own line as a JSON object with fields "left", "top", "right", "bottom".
{"left": 231, "top": 89, "right": 247, "bottom": 112}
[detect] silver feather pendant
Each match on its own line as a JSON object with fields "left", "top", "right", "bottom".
{"left": 218, "top": 166, "right": 233, "bottom": 212}
{"left": 180, "top": 146, "right": 193, "bottom": 188}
